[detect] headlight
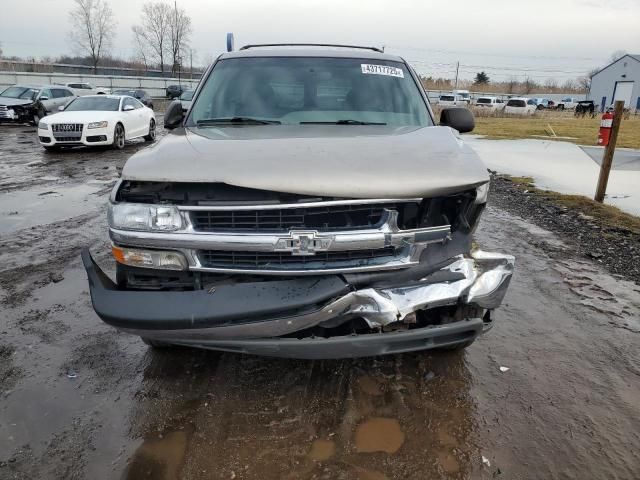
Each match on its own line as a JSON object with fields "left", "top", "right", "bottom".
{"left": 87, "top": 121, "right": 108, "bottom": 129}
{"left": 112, "top": 245, "right": 187, "bottom": 270}
{"left": 108, "top": 204, "right": 182, "bottom": 231}
{"left": 475, "top": 182, "right": 489, "bottom": 204}
{"left": 38, "top": 121, "right": 48, "bottom": 130}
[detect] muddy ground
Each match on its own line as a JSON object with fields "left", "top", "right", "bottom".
{"left": 0, "top": 124, "right": 639, "bottom": 480}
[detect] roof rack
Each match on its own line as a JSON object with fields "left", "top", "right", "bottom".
{"left": 239, "top": 43, "right": 384, "bottom": 53}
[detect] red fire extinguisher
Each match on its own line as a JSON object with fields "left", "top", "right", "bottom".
{"left": 597, "top": 111, "right": 614, "bottom": 146}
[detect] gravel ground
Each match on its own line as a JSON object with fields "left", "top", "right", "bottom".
{"left": 489, "top": 174, "right": 640, "bottom": 285}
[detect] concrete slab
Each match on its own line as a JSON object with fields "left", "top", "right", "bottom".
{"left": 466, "top": 136, "right": 640, "bottom": 216}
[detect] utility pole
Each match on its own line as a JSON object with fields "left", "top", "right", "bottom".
{"left": 454, "top": 61, "right": 459, "bottom": 89}
{"left": 594, "top": 100, "right": 625, "bottom": 203}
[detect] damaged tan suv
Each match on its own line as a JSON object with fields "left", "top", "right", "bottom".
{"left": 82, "top": 44, "right": 514, "bottom": 359}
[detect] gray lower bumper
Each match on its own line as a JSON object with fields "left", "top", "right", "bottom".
{"left": 82, "top": 249, "right": 514, "bottom": 359}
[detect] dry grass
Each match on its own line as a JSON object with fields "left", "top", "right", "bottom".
{"left": 473, "top": 112, "right": 640, "bottom": 148}
{"left": 505, "top": 176, "right": 640, "bottom": 233}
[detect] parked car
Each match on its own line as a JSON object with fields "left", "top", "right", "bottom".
{"left": 453, "top": 89, "right": 471, "bottom": 104}
{"left": 0, "top": 84, "right": 76, "bottom": 125}
{"left": 112, "top": 89, "right": 154, "bottom": 109}
{"left": 81, "top": 44, "right": 514, "bottom": 359}
{"left": 556, "top": 97, "right": 580, "bottom": 110}
{"left": 179, "top": 89, "right": 195, "bottom": 111}
{"left": 37, "top": 95, "right": 156, "bottom": 151}
{"left": 166, "top": 84, "right": 184, "bottom": 99}
{"left": 474, "top": 96, "right": 505, "bottom": 111}
{"left": 504, "top": 97, "right": 537, "bottom": 115}
{"left": 531, "top": 98, "right": 555, "bottom": 110}
{"left": 64, "top": 82, "right": 110, "bottom": 96}
{"left": 437, "top": 94, "right": 468, "bottom": 107}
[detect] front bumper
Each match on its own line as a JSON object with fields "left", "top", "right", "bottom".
{"left": 38, "top": 126, "right": 112, "bottom": 147}
{"left": 81, "top": 249, "right": 514, "bottom": 359}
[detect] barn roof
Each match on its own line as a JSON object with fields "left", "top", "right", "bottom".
{"left": 592, "top": 54, "right": 640, "bottom": 78}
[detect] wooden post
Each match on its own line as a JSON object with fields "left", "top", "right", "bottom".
{"left": 594, "top": 100, "right": 625, "bottom": 203}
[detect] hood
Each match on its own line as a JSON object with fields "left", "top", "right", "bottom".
{"left": 42, "top": 110, "right": 120, "bottom": 123}
{"left": 121, "top": 125, "right": 489, "bottom": 199}
{"left": 0, "top": 97, "right": 34, "bottom": 107}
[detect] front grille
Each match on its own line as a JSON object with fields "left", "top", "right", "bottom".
{"left": 190, "top": 203, "right": 414, "bottom": 232}
{"left": 199, "top": 247, "right": 397, "bottom": 269}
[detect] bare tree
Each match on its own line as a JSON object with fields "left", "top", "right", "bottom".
{"left": 609, "top": 50, "right": 627, "bottom": 63}
{"left": 132, "top": 2, "right": 171, "bottom": 72}
{"left": 544, "top": 78, "right": 558, "bottom": 92}
{"left": 522, "top": 77, "right": 537, "bottom": 94}
{"left": 132, "top": 26, "right": 150, "bottom": 72}
{"left": 68, "top": 0, "right": 115, "bottom": 74}
{"left": 505, "top": 76, "right": 518, "bottom": 94}
{"left": 168, "top": 3, "right": 192, "bottom": 74}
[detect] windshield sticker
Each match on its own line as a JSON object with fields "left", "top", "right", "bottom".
{"left": 361, "top": 64, "right": 404, "bottom": 78}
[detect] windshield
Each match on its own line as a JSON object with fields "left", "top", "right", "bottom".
{"left": 188, "top": 57, "right": 431, "bottom": 127}
{"left": 64, "top": 97, "right": 120, "bottom": 111}
{"left": 507, "top": 100, "right": 526, "bottom": 107}
{"left": 477, "top": 98, "right": 492, "bottom": 104}
{"left": 1, "top": 86, "right": 40, "bottom": 100}
{"left": 180, "top": 90, "right": 194, "bottom": 101}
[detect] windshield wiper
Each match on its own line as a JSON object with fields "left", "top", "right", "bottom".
{"left": 300, "top": 120, "right": 387, "bottom": 125}
{"left": 197, "top": 117, "right": 281, "bottom": 126}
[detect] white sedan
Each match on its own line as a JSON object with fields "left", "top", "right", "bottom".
{"left": 37, "top": 95, "right": 156, "bottom": 151}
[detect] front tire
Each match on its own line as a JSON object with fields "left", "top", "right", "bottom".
{"left": 144, "top": 119, "right": 156, "bottom": 142}
{"left": 112, "top": 123, "right": 125, "bottom": 150}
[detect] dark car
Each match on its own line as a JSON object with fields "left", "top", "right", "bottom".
{"left": 166, "top": 84, "right": 184, "bottom": 99}
{"left": 112, "top": 89, "right": 154, "bottom": 109}
{"left": 0, "top": 84, "right": 76, "bottom": 125}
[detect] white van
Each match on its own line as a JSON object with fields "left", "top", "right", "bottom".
{"left": 437, "top": 94, "right": 467, "bottom": 107}
{"left": 504, "top": 97, "right": 537, "bottom": 115}
{"left": 475, "top": 96, "right": 505, "bottom": 111}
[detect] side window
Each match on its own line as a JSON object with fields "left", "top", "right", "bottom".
{"left": 133, "top": 99, "right": 144, "bottom": 109}
{"left": 40, "top": 88, "right": 52, "bottom": 99}
{"left": 123, "top": 98, "right": 136, "bottom": 110}
{"left": 82, "top": 84, "right": 92, "bottom": 89}
{"left": 52, "top": 89, "right": 66, "bottom": 98}
{"left": 136, "top": 90, "right": 145, "bottom": 99}
{"left": 68, "top": 83, "right": 80, "bottom": 89}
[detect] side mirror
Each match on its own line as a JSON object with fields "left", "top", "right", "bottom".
{"left": 440, "top": 107, "right": 475, "bottom": 133}
{"left": 58, "top": 105, "right": 65, "bottom": 111}
{"left": 123, "top": 105, "right": 135, "bottom": 111}
{"left": 40, "top": 96, "right": 49, "bottom": 101}
{"left": 164, "top": 100, "right": 184, "bottom": 130}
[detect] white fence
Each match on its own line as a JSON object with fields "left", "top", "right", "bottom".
{"left": 0, "top": 71, "right": 200, "bottom": 98}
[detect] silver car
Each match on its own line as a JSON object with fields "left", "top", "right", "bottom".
{"left": 82, "top": 44, "right": 515, "bottom": 359}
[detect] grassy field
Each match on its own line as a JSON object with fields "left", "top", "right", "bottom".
{"left": 473, "top": 112, "right": 640, "bottom": 149}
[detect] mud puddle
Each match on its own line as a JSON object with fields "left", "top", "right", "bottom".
{"left": 0, "top": 182, "right": 111, "bottom": 235}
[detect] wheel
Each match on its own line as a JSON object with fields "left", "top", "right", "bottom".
{"left": 536, "top": 104, "right": 544, "bottom": 110}
{"left": 112, "top": 123, "right": 125, "bottom": 150}
{"left": 141, "top": 337, "right": 173, "bottom": 348}
{"left": 30, "top": 107, "right": 45, "bottom": 126}
{"left": 144, "top": 119, "right": 156, "bottom": 142}
{"left": 436, "top": 339, "right": 475, "bottom": 351}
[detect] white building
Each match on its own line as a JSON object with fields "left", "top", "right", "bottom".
{"left": 589, "top": 54, "right": 640, "bottom": 112}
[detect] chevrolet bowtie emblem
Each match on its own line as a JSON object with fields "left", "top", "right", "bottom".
{"left": 274, "top": 231, "right": 333, "bottom": 256}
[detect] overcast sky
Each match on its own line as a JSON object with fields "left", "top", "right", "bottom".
{"left": 1, "top": 0, "right": 639, "bottom": 81}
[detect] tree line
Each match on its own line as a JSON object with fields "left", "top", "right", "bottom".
{"left": 68, "top": 0, "right": 192, "bottom": 74}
